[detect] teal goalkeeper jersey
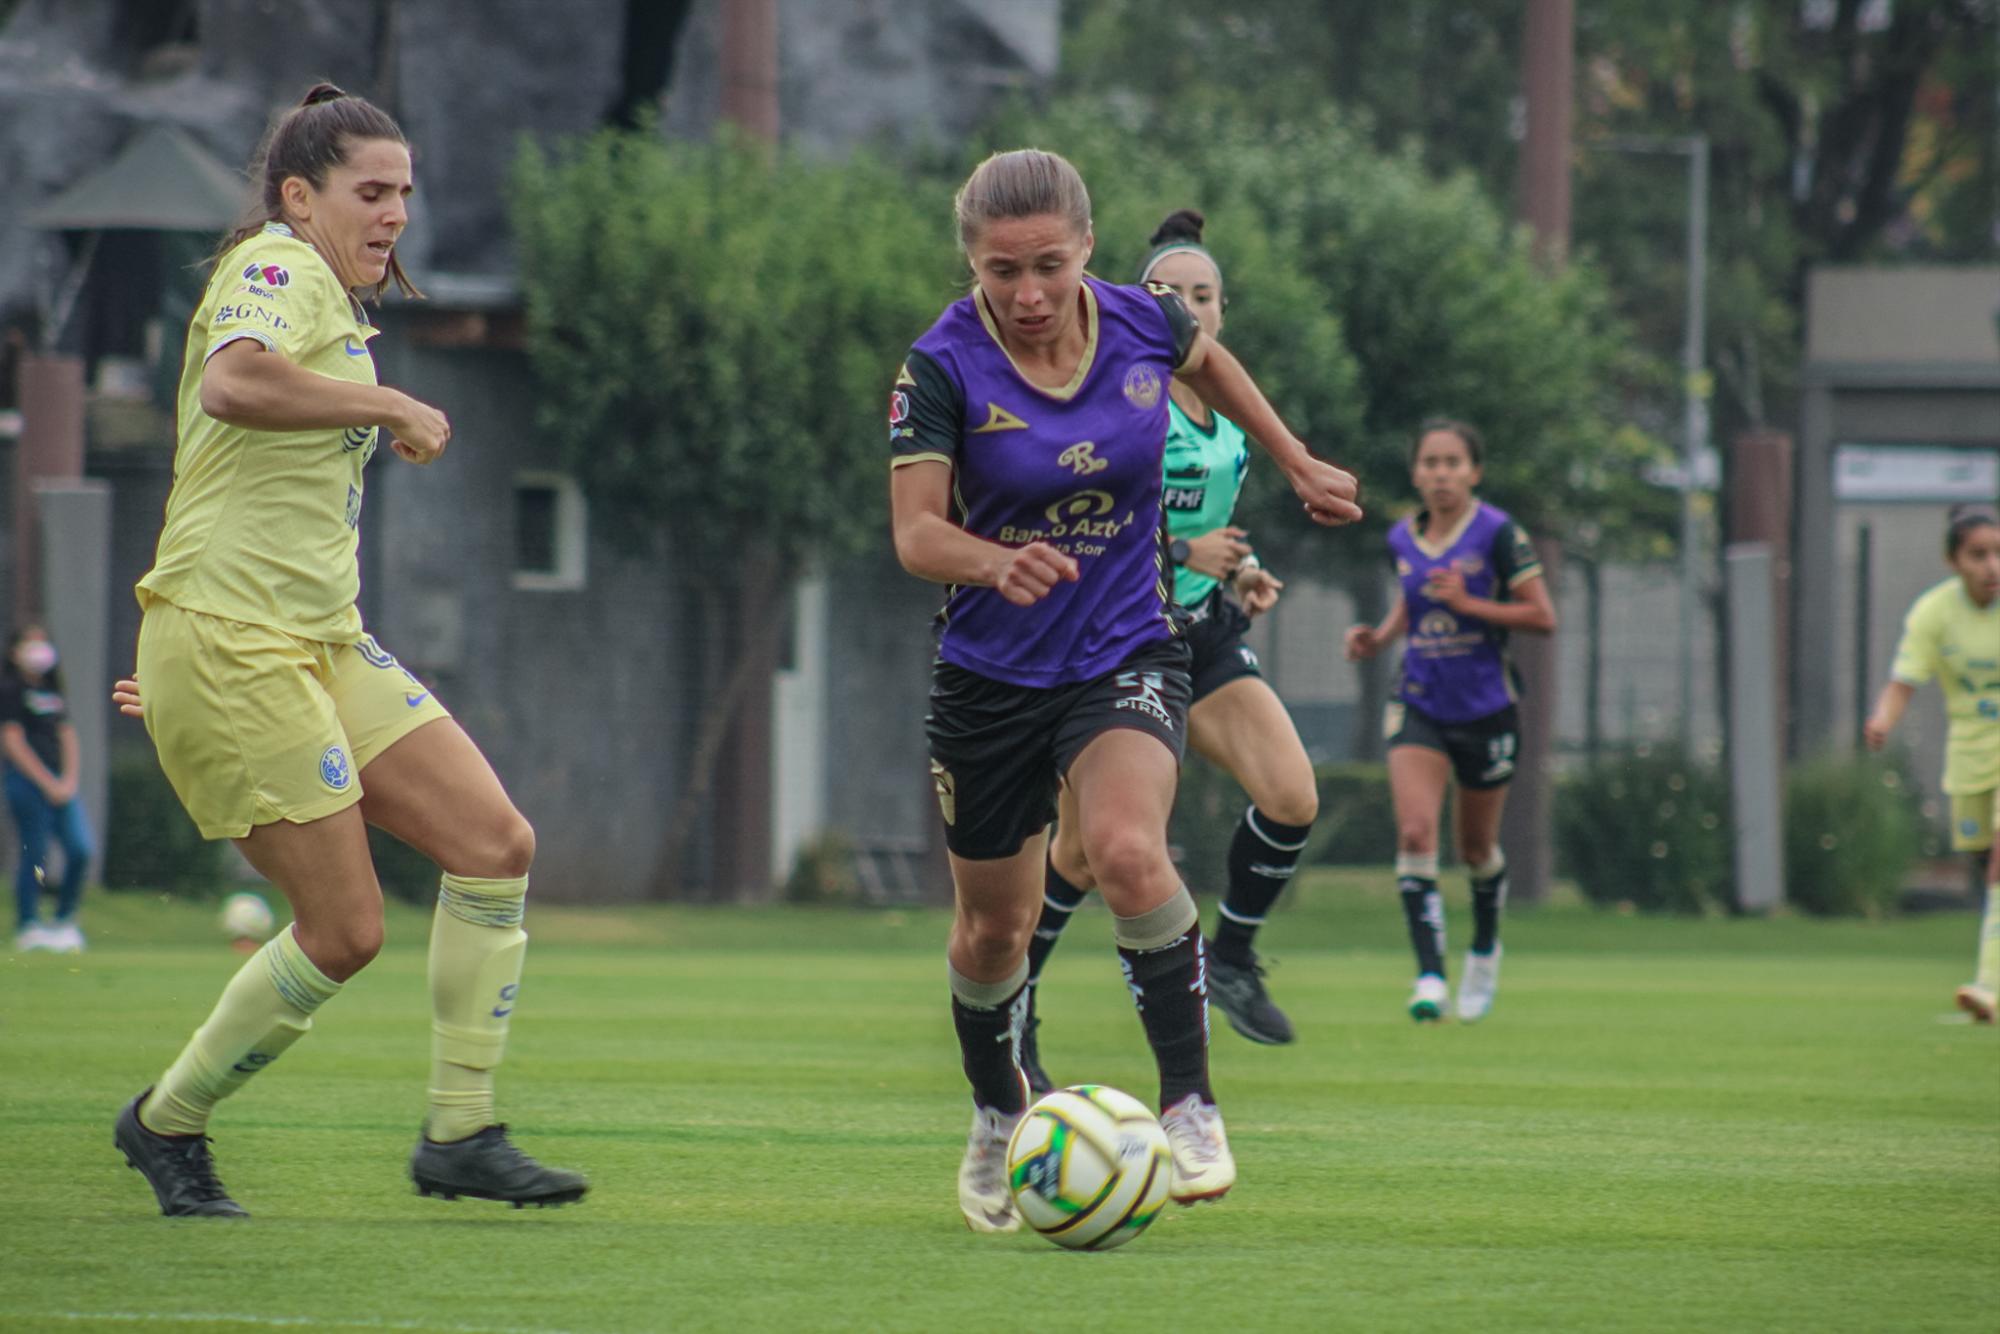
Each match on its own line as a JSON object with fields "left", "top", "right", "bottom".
{"left": 1162, "top": 396, "right": 1250, "bottom": 607}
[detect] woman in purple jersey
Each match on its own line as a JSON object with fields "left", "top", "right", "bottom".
{"left": 1344, "top": 419, "right": 1555, "bottom": 1024}
{"left": 889, "top": 149, "right": 1360, "bottom": 1233}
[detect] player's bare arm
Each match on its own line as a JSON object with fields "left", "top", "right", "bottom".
{"left": 1425, "top": 568, "right": 1558, "bottom": 633}
{"left": 1345, "top": 598, "right": 1409, "bottom": 661}
{"left": 201, "top": 339, "right": 450, "bottom": 462}
{"left": 890, "top": 459, "right": 1079, "bottom": 607}
{"left": 1177, "top": 334, "right": 1361, "bottom": 526}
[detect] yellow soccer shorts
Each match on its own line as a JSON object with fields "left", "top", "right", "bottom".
{"left": 136, "top": 599, "right": 451, "bottom": 839}
{"left": 1948, "top": 788, "right": 1998, "bottom": 854}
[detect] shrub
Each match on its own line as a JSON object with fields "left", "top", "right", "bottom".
{"left": 784, "top": 830, "right": 861, "bottom": 905}
{"left": 1169, "top": 759, "right": 1400, "bottom": 879}
{"left": 1782, "top": 750, "right": 1924, "bottom": 917}
{"left": 1310, "top": 762, "right": 1399, "bottom": 866}
{"left": 1556, "top": 744, "right": 1733, "bottom": 914}
{"left": 368, "top": 828, "right": 441, "bottom": 906}
{"left": 101, "top": 753, "right": 226, "bottom": 893}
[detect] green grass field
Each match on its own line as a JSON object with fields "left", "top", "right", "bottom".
{"left": 2, "top": 872, "right": 1995, "bottom": 1333}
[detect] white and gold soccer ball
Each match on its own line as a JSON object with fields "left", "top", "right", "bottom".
{"left": 1005, "top": 1084, "right": 1173, "bottom": 1250}
{"left": 218, "top": 891, "right": 276, "bottom": 943}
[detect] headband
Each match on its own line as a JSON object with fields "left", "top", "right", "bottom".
{"left": 1138, "top": 242, "right": 1222, "bottom": 286}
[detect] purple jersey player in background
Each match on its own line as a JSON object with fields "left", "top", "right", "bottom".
{"left": 1346, "top": 418, "right": 1556, "bottom": 1025}
{"left": 889, "top": 148, "right": 1361, "bottom": 1234}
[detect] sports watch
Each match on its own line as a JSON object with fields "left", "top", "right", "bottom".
{"left": 1168, "top": 538, "right": 1191, "bottom": 566}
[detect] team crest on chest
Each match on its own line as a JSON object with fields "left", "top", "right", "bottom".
{"left": 1122, "top": 364, "right": 1162, "bottom": 410}
{"left": 1058, "top": 441, "right": 1109, "bottom": 476}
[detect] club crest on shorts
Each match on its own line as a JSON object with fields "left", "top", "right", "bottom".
{"left": 1122, "top": 364, "right": 1162, "bottom": 410}
{"left": 320, "top": 745, "right": 352, "bottom": 791}
{"left": 930, "top": 758, "right": 956, "bottom": 826}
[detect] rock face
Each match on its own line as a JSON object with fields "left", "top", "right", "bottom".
{"left": 0, "top": 0, "right": 1060, "bottom": 314}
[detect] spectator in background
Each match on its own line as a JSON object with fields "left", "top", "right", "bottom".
{"left": 3, "top": 624, "right": 93, "bottom": 953}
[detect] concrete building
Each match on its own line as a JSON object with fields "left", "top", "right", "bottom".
{"left": 1795, "top": 266, "right": 2000, "bottom": 822}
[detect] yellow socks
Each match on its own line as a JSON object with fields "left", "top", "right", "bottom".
{"left": 141, "top": 925, "right": 341, "bottom": 1137}
{"left": 426, "top": 872, "right": 529, "bottom": 1143}
{"left": 1977, "top": 884, "right": 1999, "bottom": 995}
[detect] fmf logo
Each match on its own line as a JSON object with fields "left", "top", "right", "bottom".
{"left": 242, "top": 261, "right": 291, "bottom": 287}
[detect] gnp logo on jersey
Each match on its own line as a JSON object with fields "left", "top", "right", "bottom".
{"left": 241, "top": 261, "right": 291, "bottom": 287}
{"left": 1122, "top": 364, "right": 1162, "bottom": 410}
{"left": 319, "top": 745, "right": 352, "bottom": 791}
{"left": 1058, "top": 441, "right": 1109, "bottom": 476}
{"left": 1113, "top": 670, "right": 1174, "bottom": 729}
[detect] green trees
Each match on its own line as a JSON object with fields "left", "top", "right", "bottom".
{"left": 512, "top": 96, "right": 1657, "bottom": 887}
{"left": 513, "top": 131, "right": 954, "bottom": 892}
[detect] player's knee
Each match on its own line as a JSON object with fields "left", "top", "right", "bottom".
{"left": 1261, "top": 783, "right": 1319, "bottom": 829}
{"left": 492, "top": 812, "right": 536, "bottom": 878}
{"left": 962, "top": 907, "right": 1034, "bottom": 966}
{"left": 1085, "top": 828, "right": 1168, "bottom": 897}
{"left": 1049, "top": 835, "right": 1095, "bottom": 891}
{"left": 299, "top": 913, "right": 383, "bottom": 981}
{"left": 1397, "top": 821, "right": 1436, "bottom": 855}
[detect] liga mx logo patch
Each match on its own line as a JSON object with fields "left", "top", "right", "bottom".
{"left": 242, "top": 260, "right": 291, "bottom": 287}
{"left": 319, "top": 745, "right": 352, "bottom": 791}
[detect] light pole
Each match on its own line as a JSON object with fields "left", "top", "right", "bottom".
{"left": 1595, "top": 134, "right": 1710, "bottom": 753}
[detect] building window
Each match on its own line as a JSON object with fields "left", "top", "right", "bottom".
{"left": 512, "top": 472, "right": 587, "bottom": 591}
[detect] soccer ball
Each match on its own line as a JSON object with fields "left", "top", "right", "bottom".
{"left": 1005, "top": 1084, "right": 1173, "bottom": 1250}
{"left": 218, "top": 891, "right": 276, "bottom": 942}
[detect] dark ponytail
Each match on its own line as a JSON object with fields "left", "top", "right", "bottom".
{"left": 1136, "top": 208, "right": 1222, "bottom": 297}
{"left": 1147, "top": 208, "right": 1206, "bottom": 248}
{"left": 212, "top": 81, "right": 422, "bottom": 300}
{"left": 1945, "top": 503, "right": 1999, "bottom": 558}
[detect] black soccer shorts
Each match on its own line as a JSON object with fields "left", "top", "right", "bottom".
{"left": 1384, "top": 699, "right": 1521, "bottom": 790}
{"left": 924, "top": 636, "right": 1193, "bottom": 861}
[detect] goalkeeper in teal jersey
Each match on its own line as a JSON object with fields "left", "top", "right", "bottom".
{"left": 1021, "top": 208, "right": 1323, "bottom": 1067}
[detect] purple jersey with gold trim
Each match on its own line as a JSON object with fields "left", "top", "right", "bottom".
{"left": 889, "top": 277, "right": 1200, "bottom": 687}
{"left": 1386, "top": 500, "right": 1542, "bottom": 723}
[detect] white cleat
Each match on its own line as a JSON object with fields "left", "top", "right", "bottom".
{"left": 13, "top": 923, "right": 54, "bottom": 953}
{"left": 1161, "top": 1094, "right": 1236, "bottom": 1204}
{"left": 1408, "top": 973, "right": 1448, "bottom": 1022}
{"left": 957, "top": 1105, "right": 1022, "bottom": 1233}
{"left": 1955, "top": 985, "right": 1996, "bottom": 1025}
{"left": 1456, "top": 947, "right": 1502, "bottom": 1023}
{"left": 46, "top": 922, "right": 84, "bottom": 954}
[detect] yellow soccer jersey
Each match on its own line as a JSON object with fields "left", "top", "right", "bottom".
{"left": 1890, "top": 577, "right": 2000, "bottom": 794}
{"left": 137, "top": 222, "right": 381, "bottom": 642}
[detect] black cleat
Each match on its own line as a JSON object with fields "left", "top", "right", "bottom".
{"left": 1019, "top": 1008, "right": 1055, "bottom": 1097}
{"left": 410, "top": 1124, "right": 588, "bottom": 1208}
{"left": 114, "top": 1089, "right": 250, "bottom": 1218}
{"left": 1209, "top": 953, "right": 1296, "bottom": 1045}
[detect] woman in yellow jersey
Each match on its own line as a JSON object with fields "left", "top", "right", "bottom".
{"left": 110, "top": 84, "right": 585, "bottom": 1216}
{"left": 1865, "top": 504, "right": 2000, "bottom": 1023}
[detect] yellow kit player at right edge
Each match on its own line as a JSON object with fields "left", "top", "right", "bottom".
{"left": 112, "top": 83, "right": 584, "bottom": 1216}
{"left": 1866, "top": 504, "right": 2000, "bottom": 1023}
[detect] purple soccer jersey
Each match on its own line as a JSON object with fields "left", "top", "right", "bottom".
{"left": 1386, "top": 500, "right": 1543, "bottom": 723}
{"left": 890, "top": 277, "right": 1199, "bottom": 688}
